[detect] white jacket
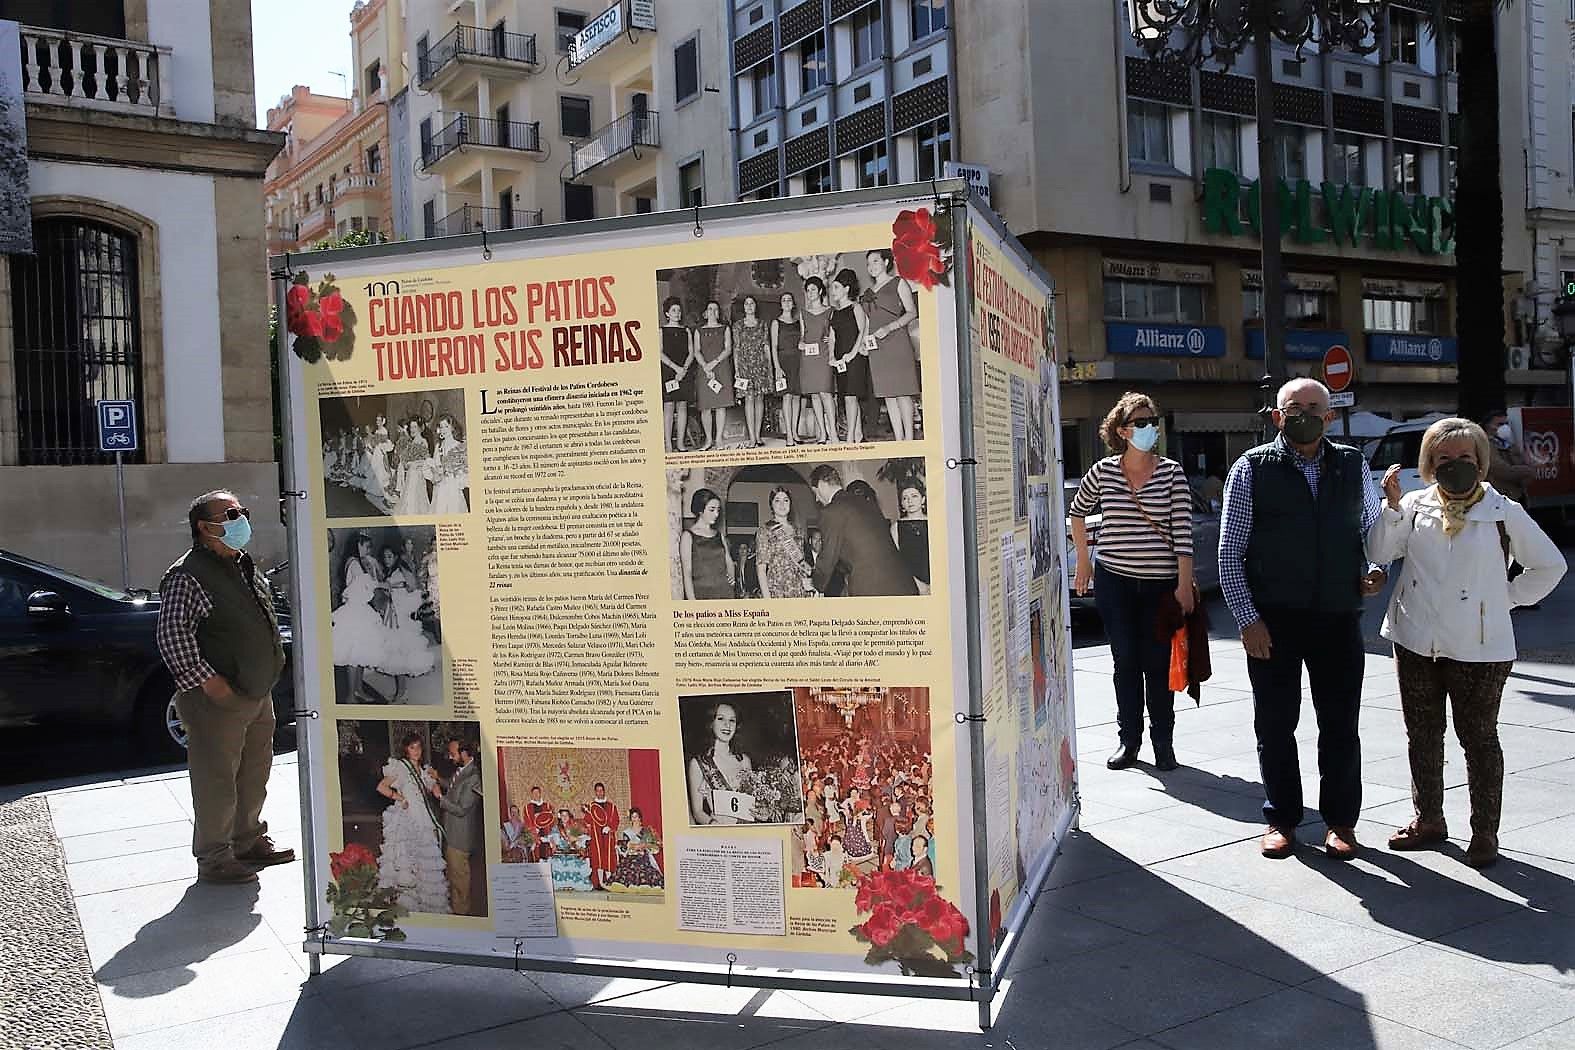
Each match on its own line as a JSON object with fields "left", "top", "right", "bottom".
{"left": 1366, "top": 484, "right": 1567, "bottom": 662}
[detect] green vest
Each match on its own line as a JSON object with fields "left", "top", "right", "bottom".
{"left": 163, "top": 545, "right": 285, "bottom": 699}
{"left": 1243, "top": 437, "right": 1368, "bottom": 616}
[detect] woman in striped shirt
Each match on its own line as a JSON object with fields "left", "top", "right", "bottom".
{"left": 1069, "top": 392, "right": 1196, "bottom": 772}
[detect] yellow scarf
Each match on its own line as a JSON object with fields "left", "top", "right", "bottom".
{"left": 1436, "top": 484, "right": 1485, "bottom": 537}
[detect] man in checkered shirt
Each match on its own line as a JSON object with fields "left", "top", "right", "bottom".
{"left": 156, "top": 490, "right": 294, "bottom": 884}
{"left": 1218, "top": 379, "right": 1387, "bottom": 863}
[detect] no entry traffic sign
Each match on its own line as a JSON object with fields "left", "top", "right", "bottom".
{"left": 1322, "top": 344, "right": 1354, "bottom": 393}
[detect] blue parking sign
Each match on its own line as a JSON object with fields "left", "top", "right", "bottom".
{"left": 98, "top": 400, "right": 138, "bottom": 453}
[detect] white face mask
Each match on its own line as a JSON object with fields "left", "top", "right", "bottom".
{"left": 1496, "top": 423, "right": 1513, "bottom": 445}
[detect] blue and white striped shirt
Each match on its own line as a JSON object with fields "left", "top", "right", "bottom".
{"left": 1218, "top": 438, "right": 1384, "bottom": 629}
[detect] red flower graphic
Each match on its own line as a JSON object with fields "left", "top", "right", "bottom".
{"left": 891, "top": 208, "right": 949, "bottom": 290}
{"left": 286, "top": 284, "right": 310, "bottom": 313}
{"left": 319, "top": 290, "right": 344, "bottom": 317}
{"left": 862, "top": 902, "right": 902, "bottom": 947}
{"left": 329, "top": 843, "right": 377, "bottom": 881}
{"left": 848, "top": 866, "right": 973, "bottom": 977}
{"left": 293, "top": 308, "right": 324, "bottom": 338}
{"left": 322, "top": 315, "right": 344, "bottom": 343}
{"left": 284, "top": 272, "right": 358, "bottom": 363}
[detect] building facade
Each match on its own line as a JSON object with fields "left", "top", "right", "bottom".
{"left": 0, "top": 0, "right": 283, "bottom": 584}
{"left": 1520, "top": 0, "right": 1575, "bottom": 370}
{"left": 959, "top": 0, "right": 1553, "bottom": 478}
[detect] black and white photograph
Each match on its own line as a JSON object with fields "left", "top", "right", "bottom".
{"left": 328, "top": 525, "right": 443, "bottom": 706}
{"left": 679, "top": 691, "right": 805, "bottom": 827}
{"left": 335, "top": 719, "right": 487, "bottom": 918}
{"left": 0, "top": 20, "right": 30, "bottom": 256}
{"left": 1028, "top": 367, "right": 1048, "bottom": 480}
{"left": 1010, "top": 374, "right": 1029, "bottom": 522}
{"left": 1028, "top": 481, "right": 1057, "bottom": 580}
{"left": 655, "top": 250, "right": 924, "bottom": 453}
{"left": 666, "top": 457, "right": 929, "bottom": 600}
{"left": 320, "top": 389, "right": 469, "bottom": 518}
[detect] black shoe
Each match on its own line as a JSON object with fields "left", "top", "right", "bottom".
{"left": 1153, "top": 743, "right": 1179, "bottom": 771}
{"left": 1106, "top": 744, "right": 1140, "bottom": 770}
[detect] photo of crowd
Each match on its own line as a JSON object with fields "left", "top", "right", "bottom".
{"left": 335, "top": 719, "right": 487, "bottom": 917}
{"left": 678, "top": 691, "right": 805, "bottom": 827}
{"left": 497, "top": 747, "right": 665, "bottom": 899}
{"left": 667, "top": 457, "right": 929, "bottom": 600}
{"left": 1028, "top": 481, "right": 1056, "bottom": 580}
{"left": 319, "top": 389, "right": 470, "bottom": 518}
{"left": 327, "top": 525, "right": 442, "bottom": 706}
{"left": 655, "top": 250, "right": 924, "bottom": 453}
{"left": 789, "top": 686, "right": 933, "bottom": 889}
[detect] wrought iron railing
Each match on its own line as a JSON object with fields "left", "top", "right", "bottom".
{"left": 418, "top": 24, "right": 539, "bottom": 85}
{"left": 570, "top": 110, "right": 661, "bottom": 179}
{"left": 421, "top": 115, "right": 544, "bottom": 168}
{"left": 433, "top": 204, "right": 544, "bottom": 238}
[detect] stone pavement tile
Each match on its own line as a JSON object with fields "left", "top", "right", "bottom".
{"left": 1170, "top": 724, "right": 1263, "bottom": 760}
{"left": 79, "top": 878, "right": 283, "bottom": 981}
{"left": 68, "top": 844, "right": 194, "bottom": 896}
{"left": 1488, "top": 853, "right": 1575, "bottom": 917}
{"left": 306, "top": 953, "right": 451, "bottom": 993}
{"left": 1519, "top": 758, "right": 1575, "bottom": 787}
{"left": 414, "top": 1009, "right": 613, "bottom": 1050}
{"left": 528, "top": 972, "right": 673, "bottom": 1010}
{"left": 1365, "top": 754, "right": 1468, "bottom": 792}
{"left": 163, "top": 779, "right": 196, "bottom": 820}
{"left": 316, "top": 963, "right": 560, "bottom": 1049}
{"left": 1019, "top": 936, "right": 1283, "bottom": 1036}
{"left": 47, "top": 781, "right": 187, "bottom": 838}
{"left": 1497, "top": 725, "right": 1575, "bottom": 774}
{"left": 1001, "top": 900, "right": 1139, "bottom": 971}
{"left": 1078, "top": 798, "right": 1140, "bottom": 827}
{"left": 1155, "top": 783, "right": 1278, "bottom": 836}
{"left": 1151, "top": 894, "right": 1415, "bottom": 986}
{"left": 1038, "top": 867, "right": 1264, "bottom": 936}
{"left": 1498, "top": 1018, "right": 1575, "bottom": 1050}
{"left": 1147, "top": 985, "right": 1461, "bottom": 1050}
{"left": 1042, "top": 832, "right": 1135, "bottom": 889}
{"left": 1303, "top": 943, "right": 1575, "bottom": 1050}
{"left": 847, "top": 985, "right": 1138, "bottom": 1050}
{"left": 60, "top": 818, "right": 191, "bottom": 865}
{"left": 1155, "top": 837, "right": 1526, "bottom": 942}
{"left": 1365, "top": 776, "right": 1575, "bottom": 838}
{"left": 1432, "top": 908, "right": 1575, "bottom": 990}
{"left": 1075, "top": 767, "right": 1193, "bottom": 815}
{"left": 110, "top": 996, "right": 353, "bottom": 1050}
{"left": 574, "top": 988, "right": 831, "bottom": 1050}
{"left": 98, "top": 942, "right": 309, "bottom": 1038}
{"left": 1078, "top": 810, "right": 1256, "bottom": 867}
{"left": 1500, "top": 814, "right": 1575, "bottom": 864}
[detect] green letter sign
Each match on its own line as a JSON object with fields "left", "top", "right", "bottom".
{"left": 1201, "top": 169, "right": 1454, "bottom": 255}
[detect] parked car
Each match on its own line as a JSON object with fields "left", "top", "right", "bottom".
{"left": 1064, "top": 478, "right": 1221, "bottom": 615}
{"left": 0, "top": 548, "right": 295, "bottom": 761}
{"left": 1366, "top": 420, "right": 1431, "bottom": 501}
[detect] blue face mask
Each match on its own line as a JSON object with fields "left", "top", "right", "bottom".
{"left": 1129, "top": 423, "right": 1161, "bottom": 452}
{"left": 215, "top": 515, "right": 252, "bottom": 551}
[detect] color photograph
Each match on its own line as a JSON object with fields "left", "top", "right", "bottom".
{"left": 327, "top": 525, "right": 442, "bottom": 706}
{"left": 655, "top": 249, "right": 923, "bottom": 452}
{"left": 319, "top": 388, "right": 469, "bottom": 518}
{"left": 791, "top": 686, "right": 934, "bottom": 889}
{"left": 667, "top": 457, "right": 929, "bottom": 599}
{"left": 496, "top": 746, "right": 665, "bottom": 900}
{"left": 679, "top": 690, "right": 805, "bottom": 827}
{"left": 333, "top": 719, "right": 487, "bottom": 919}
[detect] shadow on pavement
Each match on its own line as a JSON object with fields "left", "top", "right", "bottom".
{"left": 94, "top": 882, "right": 263, "bottom": 997}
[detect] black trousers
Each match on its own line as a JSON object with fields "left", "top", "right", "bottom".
{"left": 1094, "top": 564, "right": 1177, "bottom": 749}
{"left": 1246, "top": 607, "right": 1365, "bottom": 830}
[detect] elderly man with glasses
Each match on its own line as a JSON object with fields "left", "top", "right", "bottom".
{"left": 155, "top": 489, "right": 294, "bottom": 884}
{"left": 1219, "top": 379, "right": 1387, "bottom": 862}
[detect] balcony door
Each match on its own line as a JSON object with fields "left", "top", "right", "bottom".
{"left": 495, "top": 102, "right": 511, "bottom": 149}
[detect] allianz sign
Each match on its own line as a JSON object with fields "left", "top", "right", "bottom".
{"left": 1107, "top": 322, "right": 1226, "bottom": 358}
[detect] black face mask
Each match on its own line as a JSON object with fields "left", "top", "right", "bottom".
{"left": 1435, "top": 458, "right": 1480, "bottom": 496}
{"left": 1281, "top": 412, "right": 1325, "bottom": 445}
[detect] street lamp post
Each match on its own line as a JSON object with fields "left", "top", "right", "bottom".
{"left": 1127, "top": 1, "right": 1387, "bottom": 425}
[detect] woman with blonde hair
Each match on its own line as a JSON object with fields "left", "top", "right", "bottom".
{"left": 1368, "top": 417, "right": 1565, "bottom": 868}
{"left": 1068, "top": 391, "right": 1196, "bottom": 771}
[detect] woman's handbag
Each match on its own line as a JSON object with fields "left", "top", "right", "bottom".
{"left": 1130, "top": 480, "right": 1210, "bottom": 700}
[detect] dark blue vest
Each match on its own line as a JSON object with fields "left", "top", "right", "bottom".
{"left": 1243, "top": 436, "right": 1367, "bottom": 615}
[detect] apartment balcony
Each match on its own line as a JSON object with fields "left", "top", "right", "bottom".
{"left": 18, "top": 25, "right": 173, "bottom": 117}
{"left": 422, "top": 115, "right": 544, "bottom": 171}
{"left": 333, "top": 172, "right": 382, "bottom": 200}
{"left": 298, "top": 207, "right": 332, "bottom": 241}
{"left": 569, "top": 111, "right": 660, "bottom": 181}
{"left": 417, "top": 25, "right": 539, "bottom": 94}
{"left": 432, "top": 203, "right": 544, "bottom": 238}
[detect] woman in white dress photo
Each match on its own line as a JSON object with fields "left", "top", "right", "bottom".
{"left": 429, "top": 413, "right": 469, "bottom": 514}
{"left": 364, "top": 415, "right": 395, "bottom": 510}
{"left": 374, "top": 732, "right": 451, "bottom": 915}
{"left": 377, "top": 545, "right": 436, "bottom": 699}
{"left": 393, "top": 418, "right": 432, "bottom": 516}
{"left": 332, "top": 534, "right": 391, "bottom": 704}
{"left": 686, "top": 701, "right": 755, "bottom": 825}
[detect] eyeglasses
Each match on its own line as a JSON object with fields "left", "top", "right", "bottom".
{"left": 207, "top": 506, "right": 250, "bottom": 522}
{"left": 1124, "top": 416, "right": 1160, "bottom": 429}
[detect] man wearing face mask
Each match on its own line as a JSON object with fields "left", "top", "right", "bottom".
{"left": 1480, "top": 409, "right": 1537, "bottom": 506}
{"left": 156, "top": 490, "right": 292, "bottom": 884}
{"left": 1219, "top": 379, "right": 1387, "bottom": 861}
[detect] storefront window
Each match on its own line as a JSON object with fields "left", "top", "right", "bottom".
{"left": 1243, "top": 287, "right": 1335, "bottom": 327}
{"left": 1363, "top": 294, "right": 1444, "bottom": 335}
{"left": 1103, "top": 278, "right": 1206, "bottom": 324}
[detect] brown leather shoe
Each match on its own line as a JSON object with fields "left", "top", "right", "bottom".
{"left": 1261, "top": 826, "right": 1295, "bottom": 858}
{"left": 1464, "top": 835, "right": 1500, "bottom": 869}
{"left": 1325, "top": 826, "right": 1360, "bottom": 860}
{"left": 235, "top": 835, "right": 296, "bottom": 867}
{"left": 1388, "top": 820, "right": 1448, "bottom": 851}
{"left": 198, "top": 858, "right": 260, "bottom": 884}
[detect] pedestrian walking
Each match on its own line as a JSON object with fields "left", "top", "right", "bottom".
{"left": 1069, "top": 391, "right": 1195, "bottom": 772}
{"left": 1480, "top": 408, "right": 1537, "bottom": 505}
{"left": 1218, "top": 379, "right": 1387, "bottom": 861}
{"left": 155, "top": 490, "right": 294, "bottom": 884}
{"left": 1368, "top": 418, "right": 1566, "bottom": 869}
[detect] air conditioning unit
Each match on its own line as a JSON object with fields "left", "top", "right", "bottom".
{"left": 1506, "top": 345, "right": 1531, "bottom": 371}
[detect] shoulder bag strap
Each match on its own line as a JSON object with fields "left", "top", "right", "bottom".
{"left": 1128, "top": 463, "right": 1175, "bottom": 552}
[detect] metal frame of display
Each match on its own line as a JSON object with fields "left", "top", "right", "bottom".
{"left": 271, "top": 180, "right": 1078, "bottom": 1029}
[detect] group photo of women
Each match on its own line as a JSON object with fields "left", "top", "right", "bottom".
{"left": 496, "top": 746, "right": 666, "bottom": 899}
{"left": 655, "top": 250, "right": 924, "bottom": 453}
{"left": 679, "top": 691, "right": 806, "bottom": 827}
{"left": 328, "top": 525, "right": 443, "bottom": 706}
{"left": 789, "top": 686, "right": 935, "bottom": 889}
{"left": 320, "top": 389, "right": 471, "bottom": 518}
{"left": 667, "top": 457, "right": 930, "bottom": 600}
{"left": 334, "top": 719, "right": 486, "bottom": 918}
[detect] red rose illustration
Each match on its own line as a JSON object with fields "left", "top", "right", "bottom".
{"left": 864, "top": 902, "right": 902, "bottom": 948}
{"left": 892, "top": 208, "right": 948, "bottom": 290}
{"left": 286, "top": 284, "right": 310, "bottom": 312}
{"left": 291, "top": 308, "right": 324, "bottom": 338}
{"left": 322, "top": 315, "right": 345, "bottom": 343}
{"left": 329, "top": 843, "right": 376, "bottom": 881}
{"left": 319, "top": 290, "right": 344, "bottom": 317}
{"left": 894, "top": 207, "right": 937, "bottom": 246}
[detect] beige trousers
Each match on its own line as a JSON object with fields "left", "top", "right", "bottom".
{"left": 175, "top": 688, "right": 275, "bottom": 866}
{"left": 445, "top": 846, "right": 473, "bottom": 915}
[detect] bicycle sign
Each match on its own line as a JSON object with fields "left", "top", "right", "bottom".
{"left": 97, "top": 400, "right": 138, "bottom": 454}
